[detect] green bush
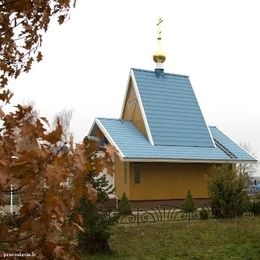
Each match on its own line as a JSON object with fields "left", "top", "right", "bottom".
{"left": 207, "top": 165, "right": 250, "bottom": 218}
{"left": 251, "top": 200, "right": 260, "bottom": 216}
{"left": 118, "top": 192, "right": 132, "bottom": 215}
{"left": 72, "top": 173, "right": 119, "bottom": 255}
{"left": 250, "top": 194, "right": 260, "bottom": 216}
{"left": 199, "top": 208, "right": 209, "bottom": 220}
{"left": 181, "top": 190, "right": 196, "bottom": 213}
{"left": 75, "top": 197, "right": 115, "bottom": 254}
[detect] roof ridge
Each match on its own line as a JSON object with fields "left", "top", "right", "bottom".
{"left": 97, "top": 117, "right": 132, "bottom": 122}
{"left": 131, "top": 68, "right": 189, "bottom": 78}
{"left": 97, "top": 117, "right": 118, "bottom": 120}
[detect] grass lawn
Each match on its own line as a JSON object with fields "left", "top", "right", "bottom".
{"left": 83, "top": 217, "right": 260, "bottom": 260}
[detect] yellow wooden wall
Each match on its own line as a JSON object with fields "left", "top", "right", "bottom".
{"left": 114, "top": 155, "right": 130, "bottom": 198}
{"left": 130, "top": 162, "right": 212, "bottom": 200}
{"left": 114, "top": 160, "right": 223, "bottom": 200}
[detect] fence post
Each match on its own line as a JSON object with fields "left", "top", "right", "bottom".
{"left": 136, "top": 208, "right": 140, "bottom": 225}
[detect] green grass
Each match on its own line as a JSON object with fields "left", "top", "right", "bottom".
{"left": 83, "top": 217, "right": 260, "bottom": 260}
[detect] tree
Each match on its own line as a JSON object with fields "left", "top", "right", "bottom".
{"left": 237, "top": 142, "right": 259, "bottom": 184}
{"left": 0, "top": 0, "right": 76, "bottom": 88}
{"left": 181, "top": 190, "right": 196, "bottom": 213}
{"left": 0, "top": 104, "right": 115, "bottom": 259}
{"left": 207, "top": 165, "right": 250, "bottom": 218}
{"left": 118, "top": 192, "right": 132, "bottom": 215}
{"left": 72, "top": 169, "right": 118, "bottom": 255}
{"left": 0, "top": 1, "right": 118, "bottom": 258}
{"left": 250, "top": 193, "right": 260, "bottom": 216}
{"left": 53, "top": 109, "right": 73, "bottom": 146}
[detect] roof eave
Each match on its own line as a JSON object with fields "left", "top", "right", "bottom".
{"left": 121, "top": 157, "right": 257, "bottom": 164}
{"left": 210, "top": 126, "right": 258, "bottom": 162}
{"left": 94, "top": 118, "right": 125, "bottom": 159}
{"left": 119, "top": 72, "right": 132, "bottom": 119}
{"left": 130, "top": 69, "right": 155, "bottom": 145}
{"left": 87, "top": 119, "right": 97, "bottom": 136}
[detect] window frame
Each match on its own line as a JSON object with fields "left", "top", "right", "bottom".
{"left": 133, "top": 162, "right": 141, "bottom": 184}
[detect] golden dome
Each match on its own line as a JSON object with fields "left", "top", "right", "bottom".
{"left": 153, "top": 49, "right": 166, "bottom": 63}
{"left": 153, "top": 54, "right": 166, "bottom": 63}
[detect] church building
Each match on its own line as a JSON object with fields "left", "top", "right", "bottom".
{"left": 89, "top": 18, "right": 257, "bottom": 206}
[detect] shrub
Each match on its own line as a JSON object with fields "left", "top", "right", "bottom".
{"left": 181, "top": 190, "right": 196, "bottom": 213}
{"left": 207, "top": 165, "right": 250, "bottom": 218}
{"left": 251, "top": 200, "right": 260, "bottom": 216}
{"left": 250, "top": 194, "right": 260, "bottom": 216}
{"left": 199, "top": 208, "right": 209, "bottom": 220}
{"left": 73, "top": 173, "right": 119, "bottom": 255}
{"left": 75, "top": 197, "right": 113, "bottom": 254}
{"left": 118, "top": 192, "right": 132, "bottom": 215}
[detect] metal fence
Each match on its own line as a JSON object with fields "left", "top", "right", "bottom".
{"left": 119, "top": 204, "right": 254, "bottom": 225}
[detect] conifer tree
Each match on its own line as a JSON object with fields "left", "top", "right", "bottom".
{"left": 207, "top": 165, "right": 250, "bottom": 218}
{"left": 73, "top": 171, "right": 118, "bottom": 255}
{"left": 181, "top": 190, "right": 196, "bottom": 213}
{"left": 118, "top": 192, "right": 132, "bottom": 215}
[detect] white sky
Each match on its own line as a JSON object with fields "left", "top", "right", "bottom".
{"left": 8, "top": 0, "right": 260, "bottom": 175}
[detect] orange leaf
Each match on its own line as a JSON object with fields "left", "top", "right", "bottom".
{"left": 44, "top": 119, "right": 62, "bottom": 144}
{"left": 31, "top": 220, "right": 44, "bottom": 235}
{"left": 74, "top": 144, "right": 88, "bottom": 172}
{"left": 0, "top": 108, "right": 5, "bottom": 118}
{"left": 58, "top": 15, "right": 65, "bottom": 24}
{"left": 104, "top": 144, "right": 117, "bottom": 156}
{"left": 0, "top": 223, "right": 9, "bottom": 241}
{"left": 86, "top": 184, "right": 97, "bottom": 203}
{"left": 45, "top": 164, "right": 61, "bottom": 181}
{"left": 53, "top": 246, "right": 67, "bottom": 259}
{"left": 0, "top": 167, "right": 11, "bottom": 186}
{"left": 0, "top": 89, "right": 13, "bottom": 103}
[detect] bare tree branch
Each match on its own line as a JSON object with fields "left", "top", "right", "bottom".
{"left": 0, "top": 17, "right": 27, "bottom": 37}
{"left": 0, "top": 0, "right": 21, "bottom": 9}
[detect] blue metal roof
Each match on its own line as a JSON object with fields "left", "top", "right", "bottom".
{"left": 209, "top": 126, "right": 254, "bottom": 161}
{"left": 132, "top": 68, "right": 215, "bottom": 148}
{"left": 95, "top": 118, "right": 256, "bottom": 162}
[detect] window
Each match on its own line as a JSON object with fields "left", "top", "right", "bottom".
{"left": 4, "top": 193, "right": 20, "bottom": 205}
{"left": 134, "top": 163, "right": 141, "bottom": 184}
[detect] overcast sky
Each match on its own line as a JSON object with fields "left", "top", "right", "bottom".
{"left": 8, "top": 0, "right": 260, "bottom": 175}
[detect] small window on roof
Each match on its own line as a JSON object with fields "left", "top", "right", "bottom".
{"left": 134, "top": 163, "right": 141, "bottom": 184}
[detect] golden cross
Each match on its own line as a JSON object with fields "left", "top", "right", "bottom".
{"left": 157, "top": 17, "right": 163, "bottom": 40}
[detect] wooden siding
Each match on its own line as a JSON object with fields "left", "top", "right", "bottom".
{"left": 127, "top": 162, "right": 215, "bottom": 200}
{"left": 121, "top": 79, "right": 147, "bottom": 137}
{"left": 114, "top": 155, "right": 130, "bottom": 198}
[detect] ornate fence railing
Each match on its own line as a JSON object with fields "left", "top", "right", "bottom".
{"left": 118, "top": 204, "right": 254, "bottom": 225}
{"left": 119, "top": 204, "right": 210, "bottom": 224}
{"left": 1, "top": 204, "right": 256, "bottom": 226}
